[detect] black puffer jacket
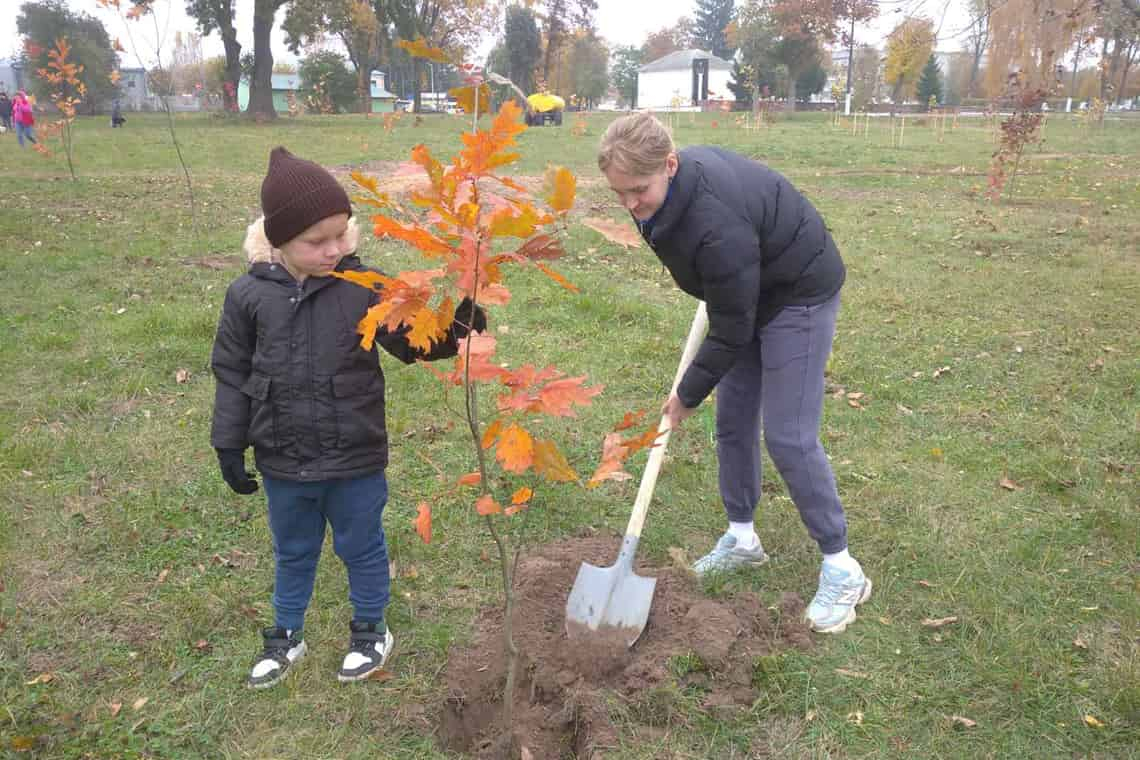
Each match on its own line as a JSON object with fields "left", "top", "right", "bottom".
{"left": 210, "top": 248, "right": 459, "bottom": 482}
{"left": 640, "top": 146, "right": 846, "bottom": 408}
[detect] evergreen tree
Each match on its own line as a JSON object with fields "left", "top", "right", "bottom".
{"left": 505, "top": 5, "right": 542, "bottom": 95}
{"left": 727, "top": 58, "right": 752, "bottom": 107}
{"left": 693, "top": 0, "right": 735, "bottom": 59}
{"left": 916, "top": 54, "right": 943, "bottom": 110}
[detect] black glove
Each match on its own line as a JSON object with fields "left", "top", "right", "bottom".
{"left": 452, "top": 297, "right": 488, "bottom": 339}
{"left": 216, "top": 448, "right": 259, "bottom": 495}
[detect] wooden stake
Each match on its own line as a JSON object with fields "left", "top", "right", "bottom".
{"left": 899, "top": 114, "right": 906, "bottom": 147}
{"left": 864, "top": 111, "right": 870, "bottom": 138}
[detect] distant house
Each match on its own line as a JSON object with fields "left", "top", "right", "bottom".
{"left": 237, "top": 72, "right": 301, "bottom": 112}
{"left": 117, "top": 67, "right": 150, "bottom": 110}
{"left": 637, "top": 49, "right": 734, "bottom": 110}
{"left": 369, "top": 71, "right": 397, "bottom": 112}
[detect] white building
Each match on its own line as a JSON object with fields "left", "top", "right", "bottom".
{"left": 637, "top": 49, "right": 735, "bottom": 110}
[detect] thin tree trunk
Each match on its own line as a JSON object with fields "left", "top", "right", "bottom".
{"left": 222, "top": 33, "right": 242, "bottom": 112}
{"left": 786, "top": 78, "right": 797, "bottom": 110}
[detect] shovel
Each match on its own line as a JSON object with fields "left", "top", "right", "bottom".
{"left": 565, "top": 301, "right": 709, "bottom": 647}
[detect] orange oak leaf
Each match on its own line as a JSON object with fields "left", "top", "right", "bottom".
{"left": 373, "top": 215, "right": 452, "bottom": 256}
{"left": 545, "top": 166, "right": 576, "bottom": 213}
{"left": 516, "top": 234, "right": 564, "bottom": 261}
{"left": 510, "top": 487, "right": 532, "bottom": 504}
{"left": 481, "top": 418, "right": 503, "bottom": 449}
{"left": 535, "top": 263, "right": 579, "bottom": 293}
{"left": 537, "top": 376, "right": 603, "bottom": 417}
{"left": 614, "top": 410, "right": 648, "bottom": 431}
{"left": 496, "top": 423, "right": 535, "bottom": 473}
{"left": 454, "top": 334, "right": 506, "bottom": 383}
{"left": 449, "top": 83, "right": 492, "bottom": 116}
{"left": 532, "top": 438, "right": 578, "bottom": 482}
{"left": 488, "top": 202, "right": 543, "bottom": 238}
{"left": 413, "top": 502, "right": 432, "bottom": 543}
{"left": 396, "top": 37, "right": 450, "bottom": 63}
{"left": 475, "top": 494, "right": 502, "bottom": 515}
{"left": 457, "top": 472, "right": 481, "bottom": 487}
{"left": 582, "top": 217, "right": 642, "bottom": 248}
{"left": 588, "top": 424, "right": 664, "bottom": 487}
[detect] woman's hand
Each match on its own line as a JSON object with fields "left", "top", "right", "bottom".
{"left": 661, "top": 393, "right": 696, "bottom": 431}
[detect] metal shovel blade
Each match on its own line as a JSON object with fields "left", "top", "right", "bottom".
{"left": 565, "top": 536, "right": 656, "bottom": 648}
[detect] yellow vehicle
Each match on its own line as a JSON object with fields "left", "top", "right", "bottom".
{"left": 525, "top": 92, "right": 565, "bottom": 126}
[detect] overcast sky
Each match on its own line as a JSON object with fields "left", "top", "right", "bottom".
{"left": 1, "top": 0, "right": 977, "bottom": 68}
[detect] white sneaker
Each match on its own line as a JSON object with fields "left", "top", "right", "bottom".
{"left": 338, "top": 621, "right": 394, "bottom": 682}
{"left": 692, "top": 532, "right": 770, "bottom": 577}
{"left": 247, "top": 627, "right": 306, "bottom": 689}
{"left": 806, "top": 563, "right": 873, "bottom": 633}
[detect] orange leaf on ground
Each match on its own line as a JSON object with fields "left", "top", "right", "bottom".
{"left": 457, "top": 472, "right": 481, "bottom": 487}
{"left": 545, "top": 166, "right": 576, "bottom": 213}
{"left": 413, "top": 502, "right": 432, "bottom": 544}
{"left": 511, "top": 487, "right": 533, "bottom": 504}
{"left": 496, "top": 423, "right": 535, "bottom": 473}
{"left": 535, "top": 263, "right": 579, "bottom": 293}
{"left": 582, "top": 217, "right": 642, "bottom": 248}
{"left": 533, "top": 438, "right": 578, "bottom": 482}
{"left": 475, "top": 494, "right": 502, "bottom": 515}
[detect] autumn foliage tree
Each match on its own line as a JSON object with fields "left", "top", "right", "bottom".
{"left": 884, "top": 17, "right": 935, "bottom": 105}
{"left": 34, "top": 37, "right": 86, "bottom": 179}
{"left": 338, "top": 41, "right": 659, "bottom": 736}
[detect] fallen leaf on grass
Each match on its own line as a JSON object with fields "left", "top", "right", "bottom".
{"left": 846, "top": 711, "right": 864, "bottom": 725}
{"left": 110, "top": 702, "right": 122, "bottom": 717}
{"left": 999, "top": 477, "right": 1023, "bottom": 491}
{"left": 175, "top": 369, "right": 190, "bottom": 384}
{"left": 921, "top": 616, "right": 959, "bottom": 628}
{"left": 916, "top": 580, "right": 936, "bottom": 588}
{"left": 947, "top": 715, "right": 977, "bottom": 728}
{"left": 1083, "top": 714, "right": 1105, "bottom": 728}
{"left": 193, "top": 639, "right": 210, "bottom": 653}
{"left": 581, "top": 217, "right": 642, "bottom": 248}
{"left": 157, "top": 567, "right": 170, "bottom": 583}
{"left": 667, "top": 546, "right": 690, "bottom": 570}
{"left": 10, "top": 736, "right": 36, "bottom": 752}
{"left": 24, "top": 673, "right": 54, "bottom": 685}
{"left": 835, "top": 668, "right": 869, "bottom": 679}
{"left": 1072, "top": 636, "right": 1088, "bottom": 650}
{"left": 932, "top": 366, "right": 951, "bottom": 379}
{"left": 364, "top": 668, "right": 395, "bottom": 683}
{"left": 132, "top": 697, "right": 149, "bottom": 712}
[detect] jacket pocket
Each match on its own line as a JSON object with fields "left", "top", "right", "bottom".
{"left": 331, "top": 371, "right": 386, "bottom": 450}
{"left": 240, "top": 373, "right": 277, "bottom": 450}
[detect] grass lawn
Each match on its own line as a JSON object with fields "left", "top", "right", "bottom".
{"left": 0, "top": 108, "right": 1137, "bottom": 759}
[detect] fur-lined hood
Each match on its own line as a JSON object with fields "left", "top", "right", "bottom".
{"left": 242, "top": 215, "right": 361, "bottom": 264}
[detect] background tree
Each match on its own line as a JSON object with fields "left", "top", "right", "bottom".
{"left": 247, "top": 0, "right": 290, "bottom": 118}
{"left": 851, "top": 42, "right": 880, "bottom": 107}
{"left": 834, "top": 0, "right": 877, "bottom": 94}
{"left": 884, "top": 16, "right": 934, "bottom": 104}
{"left": 283, "top": 0, "right": 387, "bottom": 115}
{"left": 609, "top": 45, "right": 642, "bottom": 107}
{"left": 693, "top": 0, "right": 736, "bottom": 58}
{"left": 566, "top": 31, "right": 608, "bottom": 106}
{"left": 729, "top": 0, "right": 781, "bottom": 108}
{"left": 17, "top": 0, "right": 118, "bottom": 113}
{"left": 795, "top": 60, "right": 827, "bottom": 100}
{"left": 983, "top": 0, "right": 1089, "bottom": 98}
{"left": 169, "top": 30, "right": 206, "bottom": 95}
{"left": 962, "top": 0, "right": 990, "bottom": 98}
{"left": 505, "top": 4, "right": 542, "bottom": 95}
{"left": 539, "top": 0, "right": 598, "bottom": 83}
{"left": 916, "top": 53, "right": 943, "bottom": 108}
{"left": 186, "top": 0, "right": 241, "bottom": 112}
{"left": 642, "top": 17, "right": 696, "bottom": 62}
{"left": 770, "top": 0, "right": 841, "bottom": 108}
{"left": 1094, "top": 0, "right": 1140, "bottom": 102}
{"left": 298, "top": 50, "right": 357, "bottom": 112}
{"left": 392, "top": 0, "right": 496, "bottom": 113}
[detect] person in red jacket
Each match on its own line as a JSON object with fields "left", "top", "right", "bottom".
{"left": 210, "top": 147, "right": 484, "bottom": 688}
{"left": 11, "top": 91, "right": 37, "bottom": 148}
{"left": 598, "top": 112, "right": 871, "bottom": 634}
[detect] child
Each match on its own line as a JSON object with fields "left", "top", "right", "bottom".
{"left": 12, "top": 91, "right": 36, "bottom": 148}
{"left": 596, "top": 113, "right": 870, "bottom": 634}
{"left": 211, "top": 147, "right": 484, "bottom": 688}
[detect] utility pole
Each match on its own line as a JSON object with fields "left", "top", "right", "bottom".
{"left": 844, "top": 14, "right": 856, "bottom": 115}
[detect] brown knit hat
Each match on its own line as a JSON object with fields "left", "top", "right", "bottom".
{"left": 260, "top": 146, "right": 352, "bottom": 247}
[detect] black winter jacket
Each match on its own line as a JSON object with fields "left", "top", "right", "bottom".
{"left": 210, "top": 253, "right": 459, "bottom": 482}
{"left": 640, "top": 146, "right": 846, "bottom": 408}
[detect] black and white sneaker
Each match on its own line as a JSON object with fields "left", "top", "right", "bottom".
{"left": 247, "top": 627, "right": 306, "bottom": 689}
{"left": 338, "top": 621, "right": 394, "bottom": 682}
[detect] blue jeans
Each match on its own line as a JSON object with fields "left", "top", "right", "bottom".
{"left": 262, "top": 471, "right": 390, "bottom": 632}
{"left": 15, "top": 123, "right": 36, "bottom": 147}
{"left": 715, "top": 292, "right": 848, "bottom": 554}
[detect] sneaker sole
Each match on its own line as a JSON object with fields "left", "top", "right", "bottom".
{"left": 247, "top": 641, "right": 307, "bottom": 689}
{"left": 337, "top": 634, "right": 396, "bottom": 683}
{"left": 693, "top": 553, "right": 770, "bottom": 578}
{"left": 809, "top": 577, "right": 873, "bottom": 634}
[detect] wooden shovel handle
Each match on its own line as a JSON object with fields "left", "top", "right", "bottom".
{"left": 625, "top": 301, "right": 709, "bottom": 539}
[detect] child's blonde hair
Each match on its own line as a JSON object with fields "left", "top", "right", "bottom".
{"left": 597, "top": 112, "right": 675, "bottom": 176}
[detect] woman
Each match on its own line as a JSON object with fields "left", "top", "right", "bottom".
{"left": 597, "top": 112, "right": 870, "bottom": 634}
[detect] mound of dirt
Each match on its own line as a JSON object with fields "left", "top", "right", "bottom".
{"left": 439, "top": 536, "right": 813, "bottom": 759}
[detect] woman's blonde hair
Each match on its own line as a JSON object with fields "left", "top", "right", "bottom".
{"left": 597, "top": 112, "right": 675, "bottom": 176}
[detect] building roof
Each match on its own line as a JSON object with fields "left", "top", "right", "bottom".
{"left": 639, "top": 49, "right": 732, "bottom": 74}
{"left": 271, "top": 73, "right": 301, "bottom": 91}
{"left": 370, "top": 79, "right": 395, "bottom": 98}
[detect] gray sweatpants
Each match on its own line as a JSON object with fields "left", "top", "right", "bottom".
{"left": 714, "top": 291, "right": 847, "bottom": 554}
